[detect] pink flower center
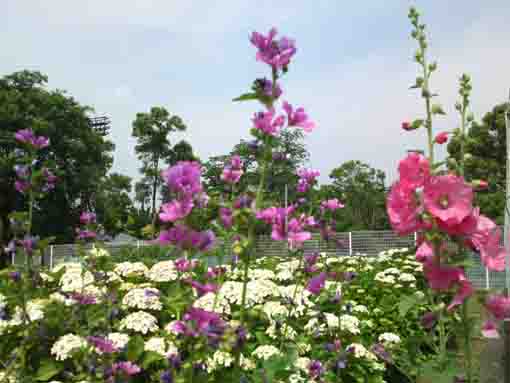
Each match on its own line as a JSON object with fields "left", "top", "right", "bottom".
{"left": 439, "top": 195, "right": 449, "bottom": 209}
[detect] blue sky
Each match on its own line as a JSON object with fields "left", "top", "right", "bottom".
{"left": 2, "top": 1, "right": 509, "bottom": 184}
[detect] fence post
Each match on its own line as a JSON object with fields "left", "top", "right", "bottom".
{"left": 11, "top": 251, "right": 15, "bottom": 266}
{"left": 413, "top": 231, "right": 417, "bottom": 246}
{"left": 49, "top": 245, "right": 54, "bottom": 270}
{"left": 348, "top": 232, "right": 352, "bottom": 256}
{"left": 137, "top": 240, "right": 140, "bottom": 249}
{"left": 485, "top": 267, "right": 490, "bottom": 290}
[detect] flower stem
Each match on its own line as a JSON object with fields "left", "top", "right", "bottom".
{"left": 461, "top": 298, "right": 474, "bottom": 382}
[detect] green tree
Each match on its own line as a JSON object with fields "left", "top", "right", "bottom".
{"left": 448, "top": 102, "right": 509, "bottom": 223}
{"left": 131, "top": 106, "right": 187, "bottom": 220}
{"left": 94, "top": 173, "right": 133, "bottom": 238}
{"left": 0, "top": 70, "right": 114, "bottom": 247}
{"left": 327, "top": 160, "right": 389, "bottom": 230}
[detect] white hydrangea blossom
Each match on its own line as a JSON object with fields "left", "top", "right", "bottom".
{"left": 289, "top": 373, "right": 307, "bottom": 383}
{"left": 294, "top": 357, "right": 311, "bottom": 372}
{"left": 261, "top": 301, "right": 289, "bottom": 320}
{"left": 265, "top": 322, "right": 297, "bottom": 340}
{"left": 220, "top": 280, "right": 279, "bottom": 306}
{"left": 193, "top": 292, "right": 231, "bottom": 315}
{"left": 325, "top": 281, "right": 342, "bottom": 295}
{"left": 51, "top": 334, "right": 87, "bottom": 361}
{"left": 304, "top": 317, "right": 326, "bottom": 335}
{"left": 296, "top": 342, "right": 311, "bottom": 355}
{"left": 88, "top": 246, "right": 110, "bottom": 258}
{"left": 252, "top": 345, "right": 282, "bottom": 360}
{"left": 352, "top": 305, "right": 368, "bottom": 314}
{"left": 339, "top": 314, "right": 360, "bottom": 335}
{"left": 374, "top": 272, "right": 396, "bottom": 284}
{"left": 378, "top": 332, "right": 401, "bottom": 345}
{"left": 119, "top": 311, "right": 158, "bottom": 334}
{"left": 276, "top": 259, "right": 301, "bottom": 273}
{"left": 114, "top": 262, "right": 149, "bottom": 278}
{"left": 59, "top": 268, "right": 94, "bottom": 293}
{"left": 0, "top": 293, "right": 7, "bottom": 311}
{"left": 206, "top": 350, "right": 234, "bottom": 372}
{"left": 346, "top": 343, "right": 377, "bottom": 361}
{"left": 144, "top": 337, "right": 178, "bottom": 357}
{"left": 146, "top": 260, "right": 178, "bottom": 282}
{"left": 107, "top": 333, "right": 130, "bottom": 350}
{"left": 275, "top": 269, "right": 294, "bottom": 282}
{"left": 323, "top": 313, "right": 339, "bottom": 329}
{"left": 398, "top": 273, "right": 416, "bottom": 282}
{"left": 122, "top": 287, "right": 162, "bottom": 311}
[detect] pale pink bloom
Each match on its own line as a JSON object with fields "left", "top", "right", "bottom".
{"left": 415, "top": 241, "right": 434, "bottom": 263}
{"left": 398, "top": 152, "right": 430, "bottom": 190}
{"left": 447, "top": 280, "right": 473, "bottom": 311}
{"left": 481, "top": 320, "right": 500, "bottom": 339}
{"left": 282, "top": 101, "right": 316, "bottom": 133}
{"left": 485, "top": 294, "right": 510, "bottom": 320}
{"left": 423, "top": 175, "right": 473, "bottom": 227}
{"left": 320, "top": 199, "right": 344, "bottom": 212}
{"left": 386, "top": 181, "right": 422, "bottom": 235}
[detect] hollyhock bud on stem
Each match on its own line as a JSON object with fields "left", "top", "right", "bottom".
{"left": 434, "top": 131, "right": 449, "bottom": 144}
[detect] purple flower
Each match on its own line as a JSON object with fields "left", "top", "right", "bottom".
{"left": 174, "top": 308, "right": 226, "bottom": 341}
{"left": 15, "top": 180, "right": 30, "bottom": 193}
{"left": 421, "top": 312, "right": 438, "bottom": 330}
{"left": 307, "top": 272, "right": 327, "bottom": 295}
{"left": 80, "top": 212, "right": 96, "bottom": 225}
{"left": 371, "top": 343, "right": 392, "bottom": 363}
{"left": 234, "top": 195, "right": 253, "bottom": 209}
{"left": 219, "top": 207, "right": 233, "bottom": 229}
{"left": 308, "top": 360, "right": 324, "bottom": 379}
{"left": 174, "top": 257, "right": 199, "bottom": 272}
{"left": 76, "top": 229, "right": 97, "bottom": 241}
{"left": 321, "top": 198, "right": 344, "bottom": 212}
{"left": 296, "top": 168, "right": 320, "bottom": 193}
{"left": 159, "top": 199, "right": 194, "bottom": 222}
{"left": 283, "top": 101, "right": 315, "bottom": 133}
{"left": 14, "top": 129, "right": 50, "bottom": 149}
{"left": 185, "top": 279, "right": 218, "bottom": 297}
{"left": 9, "top": 271, "right": 21, "bottom": 282}
{"left": 160, "top": 370, "right": 173, "bottom": 383}
{"left": 250, "top": 27, "right": 297, "bottom": 70}
{"left": 111, "top": 361, "right": 141, "bottom": 376}
{"left": 88, "top": 336, "right": 118, "bottom": 354}
{"left": 252, "top": 109, "right": 285, "bottom": 136}
{"left": 14, "top": 165, "right": 29, "bottom": 179}
{"left": 255, "top": 78, "right": 283, "bottom": 99}
{"left": 159, "top": 226, "right": 215, "bottom": 252}
{"left": 221, "top": 156, "right": 243, "bottom": 184}
{"left": 70, "top": 292, "right": 97, "bottom": 305}
{"left": 19, "top": 236, "right": 38, "bottom": 255}
{"left": 161, "top": 161, "right": 202, "bottom": 198}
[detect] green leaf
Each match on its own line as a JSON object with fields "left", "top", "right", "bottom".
{"left": 142, "top": 351, "right": 164, "bottom": 368}
{"left": 398, "top": 294, "right": 424, "bottom": 317}
{"left": 126, "top": 335, "right": 145, "bottom": 361}
{"left": 232, "top": 92, "right": 258, "bottom": 102}
{"left": 35, "top": 360, "right": 62, "bottom": 381}
{"left": 411, "top": 119, "right": 424, "bottom": 129}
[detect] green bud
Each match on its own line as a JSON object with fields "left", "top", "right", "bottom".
{"left": 431, "top": 104, "right": 446, "bottom": 115}
{"left": 428, "top": 62, "right": 437, "bottom": 72}
{"left": 466, "top": 113, "right": 474, "bottom": 122}
{"left": 463, "top": 153, "right": 473, "bottom": 161}
{"left": 455, "top": 102, "right": 462, "bottom": 111}
{"left": 447, "top": 157, "right": 458, "bottom": 168}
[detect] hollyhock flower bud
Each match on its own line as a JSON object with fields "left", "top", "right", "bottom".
{"left": 80, "top": 211, "right": 96, "bottom": 225}
{"left": 434, "top": 131, "right": 449, "bottom": 144}
{"left": 420, "top": 312, "right": 438, "bottom": 329}
{"left": 472, "top": 179, "right": 488, "bottom": 190}
{"left": 219, "top": 207, "right": 233, "bottom": 228}
{"left": 250, "top": 27, "right": 297, "bottom": 70}
{"left": 254, "top": 78, "right": 283, "bottom": 99}
{"left": 401, "top": 121, "right": 412, "bottom": 130}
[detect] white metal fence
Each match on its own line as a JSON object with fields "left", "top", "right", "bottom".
{"left": 11, "top": 230, "right": 502, "bottom": 290}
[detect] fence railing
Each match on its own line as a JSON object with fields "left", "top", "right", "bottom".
{"left": 11, "top": 230, "right": 503, "bottom": 290}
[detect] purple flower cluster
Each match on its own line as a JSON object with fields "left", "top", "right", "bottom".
{"left": 283, "top": 101, "right": 315, "bottom": 133}
{"left": 250, "top": 27, "right": 297, "bottom": 70}
{"left": 15, "top": 129, "right": 50, "bottom": 149}
{"left": 171, "top": 308, "right": 226, "bottom": 344}
{"left": 221, "top": 155, "right": 243, "bottom": 184}
{"left": 252, "top": 109, "right": 285, "bottom": 136}
{"left": 254, "top": 78, "right": 283, "bottom": 99}
{"left": 88, "top": 336, "right": 118, "bottom": 354}
{"left": 159, "top": 224, "right": 215, "bottom": 252}
{"left": 297, "top": 168, "right": 320, "bottom": 193}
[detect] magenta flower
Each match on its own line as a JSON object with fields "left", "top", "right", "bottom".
{"left": 434, "top": 131, "right": 449, "bottom": 144}
{"left": 307, "top": 272, "right": 327, "bottom": 295}
{"left": 386, "top": 181, "right": 422, "bottom": 235}
{"left": 80, "top": 211, "right": 96, "bottom": 225}
{"left": 111, "top": 361, "right": 141, "bottom": 376}
{"left": 15, "top": 180, "right": 30, "bottom": 193}
{"left": 88, "top": 336, "right": 118, "bottom": 354}
{"left": 70, "top": 292, "right": 97, "bottom": 305}
{"left": 401, "top": 121, "right": 413, "bottom": 131}
{"left": 185, "top": 279, "right": 218, "bottom": 297}
{"left": 485, "top": 294, "right": 510, "bottom": 320}
{"left": 250, "top": 27, "right": 297, "bottom": 70}
{"left": 161, "top": 161, "right": 202, "bottom": 198}
{"left": 423, "top": 262, "right": 464, "bottom": 290}
{"left": 159, "top": 199, "right": 194, "bottom": 222}
{"left": 447, "top": 280, "right": 473, "bottom": 311}
{"left": 252, "top": 109, "right": 285, "bottom": 136}
{"left": 159, "top": 226, "right": 215, "bottom": 252}
{"left": 320, "top": 199, "right": 344, "bottom": 212}
{"left": 219, "top": 207, "right": 233, "bottom": 229}
{"left": 423, "top": 175, "right": 473, "bottom": 227}
{"left": 255, "top": 78, "right": 283, "bottom": 99}
{"left": 308, "top": 360, "right": 324, "bottom": 379}
{"left": 415, "top": 241, "right": 434, "bottom": 263}
{"left": 286, "top": 215, "right": 313, "bottom": 249}
{"left": 297, "top": 168, "right": 320, "bottom": 193}
{"left": 174, "top": 257, "right": 199, "bottom": 272}
{"left": 398, "top": 152, "right": 430, "bottom": 190}
{"left": 76, "top": 229, "right": 97, "bottom": 240}
{"left": 283, "top": 101, "right": 315, "bottom": 133}
{"left": 481, "top": 320, "right": 500, "bottom": 339}
{"left": 221, "top": 155, "right": 244, "bottom": 184}
{"left": 15, "top": 129, "right": 50, "bottom": 149}
{"left": 177, "top": 308, "right": 226, "bottom": 340}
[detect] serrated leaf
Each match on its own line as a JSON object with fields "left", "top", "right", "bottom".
{"left": 398, "top": 294, "right": 424, "bottom": 317}
{"left": 431, "top": 104, "right": 446, "bottom": 115}
{"left": 233, "top": 93, "right": 258, "bottom": 102}
{"left": 35, "top": 360, "right": 62, "bottom": 381}
{"left": 142, "top": 351, "right": 164, "bottom": 368}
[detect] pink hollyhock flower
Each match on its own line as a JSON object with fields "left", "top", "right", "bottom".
{"left": 15, "top": 180, "right": 30, "bottom": 193}
{"left": 185, "top": 279, "right": 218, "bottom": 297}
{"left": 80, "top": 211, "right": 96, "bottom": 225}
{"left": 88, "top": 336, "right": 118, "bottom": 354}
{"left": 434, "top": 131, "right": 449, "bottom": 144}
{"left": 161, "top": 161, "right": 202, "bottom": 198}
{"left": 15, "top": 129, "right": 50, "bottom": 149}
{"left": 423, "top": 174, "right": 473, "bottom": 227}
{"left": 321, "top": 199, "right": 344, "bottom": 212}
{"left": 287, "top": 217, "right": 312, "bottom": 249}
{"left": 159, "top": 199, "right": 193, "bottom": 222}
{"left": 481, "top": 320, "right": 500, "bottom": 339}
{"left": 307, "top": 272, "right": 327, "bottom": 295}
{"left": 219, "top": 207, "right": 233, "bottom": 229}
{"left": 111, "top": 361, "right": 141, "bottom": 376}
{"left": 250, "top": 27, "right": 297, "bottom": 70}
{"left": 252, "top": 109, "right": 285, "bottom": 136}
{"left": 76, "top": 229, "right": 96, "bottom": 240}
{"left": 447, "top": 280, "right": 473, "bottom": 311}
{"left": 174, "top": 257, "right": 199, "bottom": 272}
{"left": 221, "top": 167, "right": 243, "bottom": 184}
{"left": 398, "top": 152, "right": 430, "bottom": 190}
{"left": 416, "top": 241, "right": 435, "bottom": 263}
{"left": 297, "top": 168, "right": 320, "bottom": 193}
{"left": 386, "top": 181, "right": 422, "bottom": 235}
{"left": 283, "top": 101, "right": 315, "bottom": 133}
{"left": 485, "top": 294, "right": 510, "bottom": 320}
{"left": 423, "top": 262, "right": 464, "bottom": 290}
{"left": 158, "top": 225, "right": 215, "bottom": 252}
